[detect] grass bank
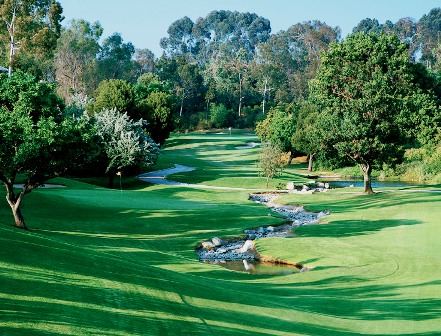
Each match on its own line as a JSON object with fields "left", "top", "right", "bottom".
{"left": 1, "top": 130, "right": 440, "bottom": 335}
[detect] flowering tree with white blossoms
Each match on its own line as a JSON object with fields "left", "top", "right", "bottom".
{"left": 94, "top": 108, "right": 160, "bottom": 187}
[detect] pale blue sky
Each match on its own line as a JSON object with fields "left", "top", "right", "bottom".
{"left": 57, "top": 0, "right": 441, "bottom": 56}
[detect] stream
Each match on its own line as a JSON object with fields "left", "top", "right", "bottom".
{"left": 196, "top": 191, "right": 327, "bottom": 275}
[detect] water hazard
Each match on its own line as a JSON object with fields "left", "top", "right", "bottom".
{"left": 319, "top": 178, "right": 419, "bottom": 189}
{"left": 204, "top": 259, "right": 302, "bottom": 275}
{"left": 196, "top": 192, "right": 322, "bottom": 275}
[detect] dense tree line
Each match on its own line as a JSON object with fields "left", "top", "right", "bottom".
{"left": 1, "top": 3, "right": 441, "bottom": 229}
{"left": 3, "top": 5, "right": 439, "bottom": 136}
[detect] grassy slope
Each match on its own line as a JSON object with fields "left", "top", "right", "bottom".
{"left": 1, "top": 131, "right": 440, "bottom": 335}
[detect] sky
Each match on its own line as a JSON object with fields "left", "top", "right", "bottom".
{"left": 57, "top": 0, "right": 441, "bottom": 56}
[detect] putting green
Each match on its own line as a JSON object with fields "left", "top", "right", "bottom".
{"left": 1, "top": 132, "right": 440, "bottom": 335}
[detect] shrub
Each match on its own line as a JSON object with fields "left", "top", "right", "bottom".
{"left": 209, "top": 103, "right": 234, "bottom": 128}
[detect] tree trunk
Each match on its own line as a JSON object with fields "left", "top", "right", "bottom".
{"left": 8, "top": 35, "right": 14, "bottom": 77}
{"left": 308, "top": 153, "right": 315, "bottom": 172}
{"left": 238, "top": 73, "right": 243, "bottom": 116}
{"left": 5, "top": 185, "right": 28, "bottom": 229}
{"left": 179, "top": 94, "right": 184, "bottom": 117}
{"left": 11, "top": 206, "right": 26, "bottom": 229}
{"left": 262, "top": 78, "right": 267, "bottom": 115}
{"left": 6, "top": 2, "right": 18, "bottom": 77}
{"left": 359, "top": 163, "right": 374, "bottom": 194}
{"left": 287, "top": 151, "right": 295, "bottom": 165}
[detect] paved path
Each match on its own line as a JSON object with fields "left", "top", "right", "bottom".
{"left": 138, "top": 164, "right": 257, "bottom": 191}
{"left": 138, "top": 164, "right": 441, "bottom": 194}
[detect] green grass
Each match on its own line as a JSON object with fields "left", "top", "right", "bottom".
{"left": 1, "top": 130, "right": 441, "bottom": 335}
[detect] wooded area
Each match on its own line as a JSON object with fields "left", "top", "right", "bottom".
{"left": 1, "top": 1, "right": 441, "bottom": 226}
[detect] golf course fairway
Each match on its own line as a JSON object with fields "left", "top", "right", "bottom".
{"left": 1, "top": 132, "right": 440, "bottom": 335}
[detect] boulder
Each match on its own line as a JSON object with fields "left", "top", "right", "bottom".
{"left": 202, "top": 241, "right": 215, "bottom": 250}
{"left": 257, "top": 227, "right": 266, "bottom": 234}
{"left": 324, "top": 183, "right": 330, "bottom": 189}
{"left": 211, "top": 237, "right": 223, "bottom": 247}
{"left": 240, "top": 240, "right": 255, "bottom": 253}
{"left": 302, "top": 185, "right": 310, "bottom": 191}
{"left": 317, "top": 211, "right": 328, "bottom": 219}
{"left": 266, "top": 226, "right": 275, "bottom": 232}
{"left": 286, "top": 181, "right": 295, "bottom": 190}
{"left": 248, "top": 234, "right": 256, "bottom": 240}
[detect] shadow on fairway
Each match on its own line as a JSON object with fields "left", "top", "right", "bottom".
{"left": 294, "top": 218, "right": 421, "bottom": 238}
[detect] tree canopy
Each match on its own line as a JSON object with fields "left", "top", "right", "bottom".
{"left": 0, "top": 0, "right": 64, "bottom": 78}
{"left": 93, "top": 108, "right": 159, "bottom": 187}
{"left": 0, "top": 71, "right": 95, "bottom": 229}
{"left": 310, "top": 32, "right": 440, "bottom": 193}
{"left": 255, "top": 103, "right": 298, "bottom": 163}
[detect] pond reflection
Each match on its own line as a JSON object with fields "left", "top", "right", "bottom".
{"left": 204, "top": 259, "right": 302, "bottom": 275}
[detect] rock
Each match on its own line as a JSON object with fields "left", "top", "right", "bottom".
{"left": 243, "top": 259, "right": 255, "bottom": 271}
{"left": 217, "top": 248, "right": 227, "bottom": 254}
{"left": 240, "top": 240, "right": 255, "bottom": 253}
{"left": 302, "top": 185, "right": 310, "bottom": 191}
{"left": 248, "top": 234, "right": 256, "bottom": 240}
{"left": 349, "top": 184, "right": 355, "bottom": 188}
{"left": 317, "top": 211, "right": 328, "bottom": 219}
{"left": 258, "top": 227, "right": 266, "bottom": 234}
{"left": 317, "top": 182, "right": 325, "bottom": 187}
{"left": 212, "top": 237, "right": 223, "bottom": 247}
{"left": 266, "top": 226, "right": 275, "bottom": 232}
{"left": 201, "top": 241, "right": 215, "bottom": 249}
{"left": 286, "top": 181, "right": 295, "bottom": 190}
{"left": 324, "top": 183, "right": 330, "bottom": 189}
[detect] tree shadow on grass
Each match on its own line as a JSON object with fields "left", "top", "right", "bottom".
{"left": 294, "top": 218, "right": 421, "bottom": 238}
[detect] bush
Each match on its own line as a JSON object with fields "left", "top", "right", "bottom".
{"left": 209, "top": 103, "right": 234, "bottom": 128}
{"left": 241, "top": 105, "right": 262, "bottom": 128}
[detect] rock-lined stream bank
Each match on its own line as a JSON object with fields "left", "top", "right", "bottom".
{"left": 196, "top": 191, "right": 329, "bottom": 273}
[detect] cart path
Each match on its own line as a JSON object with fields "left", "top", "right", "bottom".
{"left": 139, "top": 164, "right": 441, "bottom": 193}
{"left": 138, "top": 164, "right": 259, "bottom": 191}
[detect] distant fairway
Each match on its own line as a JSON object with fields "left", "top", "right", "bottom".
{"left": 1, "top": 131, "right": 440, "bottom": 335}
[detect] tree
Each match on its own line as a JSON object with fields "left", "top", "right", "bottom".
{"left": 0, "top": 0, "right": 64, "bottom": 78}
{"left": 176, "top": 59, "right": 205, "bottom": 117}
{"left": 214, "top": 48, "right": 252, "bottom": 116}
{"left": 133, "top": 48, "right": 155, "bottom": 77}
{"left": 352, "top": 17, "right": 418, "bottom": 59}
{"left": 255, "top": 103, "right": 298, "bottom": 164}
{"left": 416, "top": 8, "right": 441, "bottom": 67}
{"left": 352, "top": 18, "right": 383, "bottom": 34}
{"left": 258, "top": 142, "right": 285, "bottom": 188}
{"left": 256, "top": 21, "right": 340, "bottom": 102}
{"left": 291, "top": 102, "right": 320, "bottom": 172}
{"left": 134, "top": 74, "right": 175, "bottom": 145}
{"left": 160, "top": 16, "right": 197, "bottom": 58}
{"left": 88, "top": 79, "right": 135, "bottom": 116}
{"left": 97, "top": 33, "right": 135, "bottom": 81}
{"left": 0, "top": 71, "right": 95, "bottom": 229}
{"left": 53, "top": 19, "right": 102, "bottom": 102}
{"left": 160, "top": 11, "right": 271, "bottom": 63}
{"left": 194, "top": 10, "right": 271, "bottom": 63}
{"left": 93, "top": 108, "right": 159, "bottom": 188}
{"left": 310, "top": 32, "right": 440, "bottom": 194}
{"left": 209, "top": 103, "right": 233, "bottom": 128}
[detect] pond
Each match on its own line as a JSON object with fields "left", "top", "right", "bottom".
{"left": 318, "top": 178, "right": 419, "bottom": 189}
{"left": 203, "top": 259, "right": 302, "bottom": 275}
